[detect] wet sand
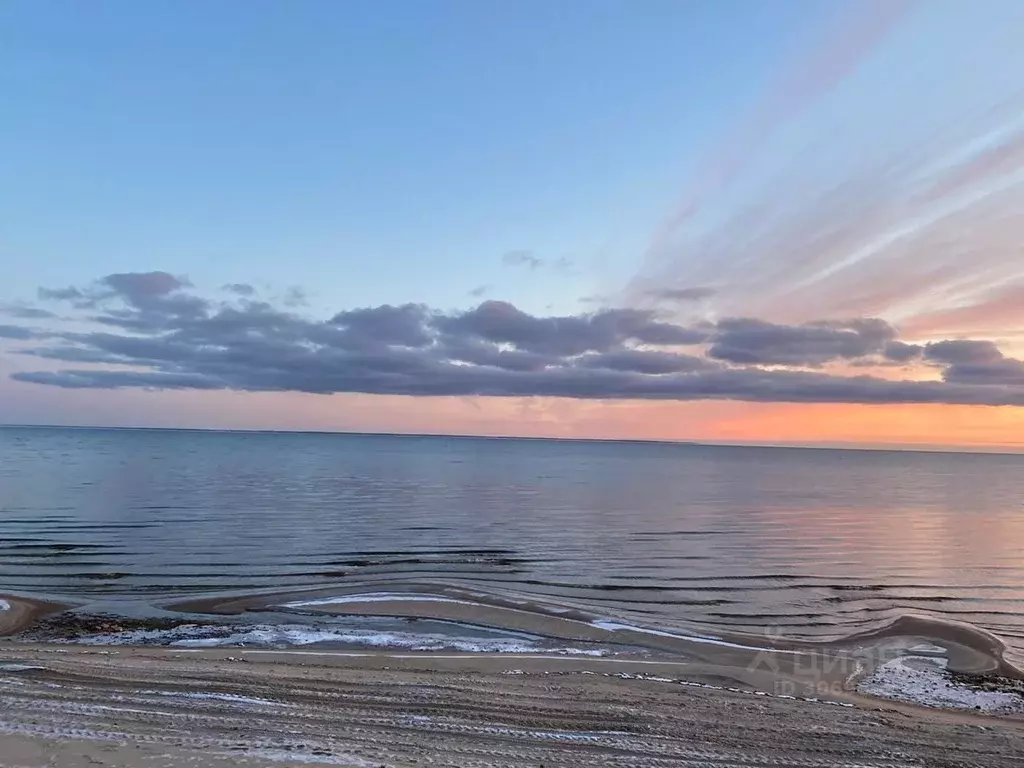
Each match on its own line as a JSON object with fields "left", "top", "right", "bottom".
{"left": 0, "top": 594, "right": 69, "bottom": 637}
{"left": 2, "top": 642, "right": 1024, "bottom": 767}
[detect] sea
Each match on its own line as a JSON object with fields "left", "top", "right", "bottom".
{"left": 3, "top": 425, "right": 1024, "bottom": 659}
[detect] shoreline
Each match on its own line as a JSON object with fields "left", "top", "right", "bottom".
{"left": 5, "top": 587, "right": 1024, "bottom": 715}
{"left": 173, "top": 583, "right": 1024, "bottom": 676}
{"left": 3, "top": 589, "right": 1024, "bottom": 765}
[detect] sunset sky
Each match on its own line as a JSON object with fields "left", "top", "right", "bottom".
{"left": 3, "top": 0, "right": 1024, "bottom": 449}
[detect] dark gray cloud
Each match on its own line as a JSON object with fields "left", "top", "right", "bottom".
{"left": 330, "top": 304, "right": 433, "bottom": 349}
{"left": 0, "top": 324, "right": 38, "bottom": 340}
{"left": 8, "top": 272, "right": 1024, "bottom": 407}
{"left": 222, "top": 283, "right": 256, "bottom": 296}
{"left": 708, "top": 318, "right": 896, "bottom": 366}
{"left": 37, "top": 272, "right": 204, "bottom": 326}
{"left": 925, "top": 341, "right": 1024, "bottom": 386}
{"left": 13, "top": 370, "right": 223, "bottom": 390}
{"left": 943, "top": 359, "right": 1024, "bottom": 386}
{"left": 38, "top": 286, "right": 87, "bottom": 302}
{"left": 437, "top": 301, "right": 707, "bottom": 356}
{"left": 0, "top": 304, "right": 57, "bottom": 320}
{"left": 579, "top": 349, "right": 711, "bottom": 375}
{"left": 924, "top": 339, "right": 1004, "bottom": 365}
{"left": 882, "top": 340, "right": 922, "bottom": 363}
{"left": 102, "top": 271, "right": 188, "bottom": 299}
{"left": 441, "top": 338, "right": 557, "bottom": 372}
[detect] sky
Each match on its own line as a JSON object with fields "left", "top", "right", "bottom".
{"left": 3, "top": 0, "right": 1024, "bottom": 449}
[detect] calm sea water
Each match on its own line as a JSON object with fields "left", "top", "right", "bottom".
{"left": 3, "top": 426, "right": 1024, "bottom": 653}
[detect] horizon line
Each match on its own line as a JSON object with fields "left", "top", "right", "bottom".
{"left": 3, "top": 422, "right": 1024, "bottom": 457}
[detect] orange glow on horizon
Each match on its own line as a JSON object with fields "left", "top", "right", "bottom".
{"left": 697, "top": 402, "right": 1024, "bottom": 449}
{"left": 9, "top": 369, "right": 1024, "bottom": 452}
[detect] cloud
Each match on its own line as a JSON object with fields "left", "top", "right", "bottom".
{"left": 0, "top": 324, "right": 38, "bottom": 340}
{"left": 13, "top": 370, "right": 223, "bottom": 390}
{"left": 882, "top": 340, "right": 922, "bottom": 363}
{"left": 437, "top": 300, "right": 708, "bottom": 356}
{"left": 905, "top": 284, "right": 1024, "bottom": 336}
{"left": 501, "top": 250, "right": 573, "bottom": 272}
{"left": 708, "top": 318, "right": 896, "bottom": 366}
{"left": 330, "top": 304, "right": 433, "bottom": 349}
{"left": 37, "top": 271, "right": 199, "bottom": 319}
{"left": 502, "top": 250, "right": 543, "bottom": 270}
{"left": 8, "top": 272, "right": 1024, "bottom": 407}
{"left": 222, "top": 283, "right": 256, "bottom": 296}
{"left": 468, "top": 285, "right": 490, "bottom": 298}
{"left": 921, "top": 340, "right": 1024, "bottom": 386}
{"left": 0, "top": 304, "right": 56, "bottom": 320}
{"left": 622, "top": 4, "right": 1024, "bottom": 333}
{"left": 638, "top": 0, "right": 914, "bottom": 276}
{"left": 102, "top": 271, "right": 188, "bottom": 299}
{"left": 647, "top": 287, "right": 717, "bottom": 302}
{"left": 579, "top": 349, "right": 712, "bottom": 375}
{"left": 38, "top": 286, "right": 86, "bottom": 302}
{"left": 943, "top": 359, "right": 1024, "bottom": 387}
{"left": 281, "top": 286, "right": 308, "bottom": 307}
{"left": 924, "top": 339, "right": 1003, "bottom": 365}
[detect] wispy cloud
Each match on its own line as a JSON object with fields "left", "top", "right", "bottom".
{"left": 640, "top": 0, "right": 916, "bottom": 271}
{"left": 222, "top": 283, "right": 256, "bottom": 297}
{"left": 502, "top": 250, "right": 573, "bottom": 273}
{"left": 623, "top": 1, "right": 1024, "bottom": 350}
{"left": 645, "top": 287, "right": 717, "bottom": 303}
{"left": 502, "top": 249, "right": 543, "bottom": 270}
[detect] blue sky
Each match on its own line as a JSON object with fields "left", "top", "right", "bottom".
{"left": 1, "top": 0, "right": 829, "bottom": 315}
{"left": 4, "top": 0, "right": 1024, "bottom": 447}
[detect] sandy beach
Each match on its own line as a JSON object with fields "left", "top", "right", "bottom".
{"left": 2, "top": 641, "right": 1024, "bottom": 767}
{"left": 3, "top": 592, "right": 1024, "bottom": 767}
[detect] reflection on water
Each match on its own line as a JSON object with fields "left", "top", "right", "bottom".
{"left": 2, "top": 425, "right": 1024, "bottom": 653}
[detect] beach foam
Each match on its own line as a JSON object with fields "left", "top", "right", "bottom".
{"left": 858, "top": 656, "right": 1024, "bottom": 714}
{"left": 283, "top": 593, "right": 473, "bottom": 608}
{"left": 589, "top": 619, "right": 801, "bottom": 654}
{"left": 60, "top": 622, "right": 608, "bottom": 655}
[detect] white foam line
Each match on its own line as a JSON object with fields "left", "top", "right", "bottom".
{"left": 280, "top": 592, "right": 585, "bottom": 623}
{"left": 283, "top": 593, "right": 475, "bottom": 608}
{"left": 589, "top": 620, "right": 802, "bottom": 655}
{"left": 63, "top": 622, "right": 604, "bottom": 655}
{"left": 0, "top": 599, "right": 11, "bottom": 611}
{"left": 282, "top": 592, "right": 799, "bottom": 655}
